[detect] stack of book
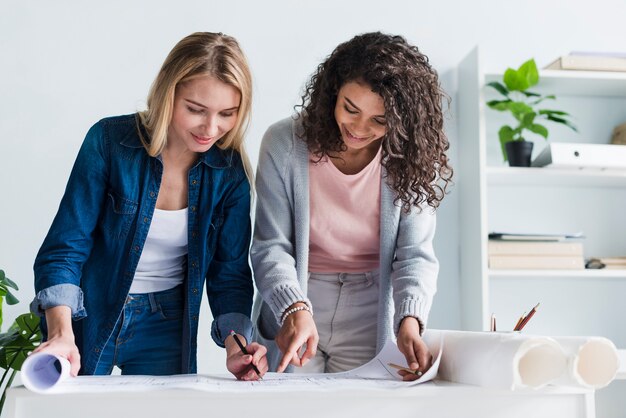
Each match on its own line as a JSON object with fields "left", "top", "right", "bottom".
{"left": 544, "top": 52, "right": 626, "bottom": 72}
{"left": 488, "top": 233, "right": 585, "bottom": 270}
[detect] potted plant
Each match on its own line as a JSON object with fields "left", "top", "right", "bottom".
{"left": 486, "top": 58, "right": 577, "bottom": 166}
{"left": 0, "top": 269, "right": 41, "bottom": 413}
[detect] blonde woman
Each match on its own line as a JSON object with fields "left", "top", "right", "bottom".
{"left": 31, "top": 32, "right": 267, "bottom": 380}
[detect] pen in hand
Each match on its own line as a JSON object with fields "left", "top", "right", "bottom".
{"left": 229, "top": 330, "right": 263, "bottom": 380}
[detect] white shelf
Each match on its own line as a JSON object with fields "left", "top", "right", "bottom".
{"left": 485, "top": 70, "right": 626, "bottom": 97}
{"left": 458, "top": 46, "right": 626, "bottom": 336}
{"left": 487, "top": 167, "right": 626, "bottom": 188}
{"left": 489, "top": 269, "right": 626, "bottom": 279}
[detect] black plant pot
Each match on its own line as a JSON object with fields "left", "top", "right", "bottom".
{"left": 505, "top": 141, "right": 534, "bottom": 167}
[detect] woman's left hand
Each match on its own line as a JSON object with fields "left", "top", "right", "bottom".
{"left": 396, "top": 317, "right": 432, "bottom": 381}
{"left": 225, "top": 335, "right": 269, "bottom": 381}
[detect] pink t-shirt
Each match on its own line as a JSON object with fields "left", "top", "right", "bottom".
{"left": 308, "top": 148, "right": 382, "bottom": 273}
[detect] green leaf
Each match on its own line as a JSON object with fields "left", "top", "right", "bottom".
{"left": 518, "top": 59, "right": 539, "bottom": 88}
{"left": 508, "top": 102, "right": 534, "bottom": 120}
{"left": 0, "top": 330, "right": 20, "bottom": 347}
{"left": 503, "top": 68, "right": 528, "bottom": 92}
{"left": 1, "top": 276, "right": 18, "bottom": 292}
{"left": 487, "top": 99, "right": 512, "bottom": 111}
{"left": 498, "top": 126, "right": 515, "bottom": 161}
{"left": 0, "top": 314, "right": 41, "bottom": 371}
{"left": 520, "top": 112, "right": 537, "bottom": 128}
{"left": 0, "top": 270, "right": 4, "bottom": 281}
{"left": 539, "top": 109, "right": 569, "bottom": 116}
{"left": 15, "top": 313, "right": 41, "bottom": 337}
{"left": 546, "top": 115, "right": 578, "bottom": 132}
{"left": 521, "top": 91, "right": 541, "bottom": 97}
{"left": 0, "top": 275, "right": 19, "bottom": 291}
{"left": 4, "top": 291, "right": 18, "bottom": 306}
{"left": 486, "top": 81, "right": 510, "bottom": 97}
{"left": 530, "top": 96, "right": 556, "bottom": 106}
{"left": 529, "top": 123, "right": 549, "bottom": 139}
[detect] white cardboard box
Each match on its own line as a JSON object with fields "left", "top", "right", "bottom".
{"left": 532, "top": 143, "right": 626, "bottom": 170}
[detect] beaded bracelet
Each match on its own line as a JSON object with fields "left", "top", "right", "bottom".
{"left": 281, "top": 305, "right": 312, "bottom": 324}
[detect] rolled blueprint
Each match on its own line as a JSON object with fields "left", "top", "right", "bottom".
{"left": 552, "top": 336, "right": 619, "bottom": 389}
{"left": 21, "top": 352, "right": 71, "bottom": 393}
{"left": 423, "top": 330, "right": 567, "bottom": 390}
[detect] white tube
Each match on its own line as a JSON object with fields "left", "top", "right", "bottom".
{"left": 553, "top": 336, "right": 619, "bottom": 389}
{"left": 423, "top": 330, "right": 567, "bottom": 390}
{"left": 21, "top": 352, "right": 71, "bottom": 393}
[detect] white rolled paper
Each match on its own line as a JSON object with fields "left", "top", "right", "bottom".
{"left": 552, "top": 336, "right": 619, "bottom": 389}
{"left": 423, "top": 330, "right": 567, "bottom": 390}
{"left": 21, "top": 352, "right": 71, "bottom": 393}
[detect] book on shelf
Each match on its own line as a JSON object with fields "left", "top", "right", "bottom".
{"left": 544, "top": 52, "right": 626, "bottom": 72}
{"left": 488, "top": 231, "right": 584, "bottom": 242}
{"left": 488, "top": 240, "right": 584, "bottom": 256}
{"left": 489, "top": 255, "right": 585, "bottom": 270}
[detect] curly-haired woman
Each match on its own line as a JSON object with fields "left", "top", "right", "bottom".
{"left": 251, "top": 32, "right": 452, "bottom": 380}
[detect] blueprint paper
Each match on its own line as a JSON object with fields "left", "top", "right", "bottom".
{"left": 21, "top": 338, "right": 442, "bottom": 394}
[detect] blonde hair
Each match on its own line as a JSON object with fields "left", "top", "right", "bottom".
{"left": 138, "top": 32, "right": 253, "bottom": 182}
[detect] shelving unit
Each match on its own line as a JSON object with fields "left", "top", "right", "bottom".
{"left": 457, "top": 47, "right": 626, "bottom": 349}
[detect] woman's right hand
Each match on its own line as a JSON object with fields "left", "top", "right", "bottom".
{"left": 33, "top": 306, "right": 81, "bottom": 376}
{"left": 275, "top": 303, "right": 318, "bottom": 372}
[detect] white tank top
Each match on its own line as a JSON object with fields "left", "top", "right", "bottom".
{"left": 130, "top": 208, "right": 188, "bottom": 293}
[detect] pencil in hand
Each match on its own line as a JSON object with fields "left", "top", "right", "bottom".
{"left": 229, "top": 330, "right": 263, "bottom": 380}
{"left": 388, "top": 362, "right": 423, "bottom": 377}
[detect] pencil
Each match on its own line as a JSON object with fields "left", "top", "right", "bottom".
{"left": 388, "top": 362, "right": 423, "bottom": 377}
{"left": 513, "top": 312, "right": 526, "bottom": 331}
{"left": 229, "top": 330, "right": 263, "bottom": 379}
{"left": 515, "top": 303, "right": 540, "bottom": 331}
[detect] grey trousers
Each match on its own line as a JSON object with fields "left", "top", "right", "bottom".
{"left": 295, "top": 270, "right": 380, "bottom": 373}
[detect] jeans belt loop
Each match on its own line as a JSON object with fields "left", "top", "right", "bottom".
{"left": 148, "top": 292, "right": 158, "bottom": 313}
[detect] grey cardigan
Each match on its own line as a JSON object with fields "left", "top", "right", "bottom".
{"left": 251, "top": 116, "right": 439, "bottom": 370}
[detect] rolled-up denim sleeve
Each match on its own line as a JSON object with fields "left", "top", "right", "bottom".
{"left": 29, "top": 283, "right": 87, "bottom": 320}
{"left": 210, "top": 312, "right": 253, "bottom": 348}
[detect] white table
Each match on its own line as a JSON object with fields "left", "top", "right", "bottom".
{"left": 4, "top": 380, "right": 595, "bottom": 418}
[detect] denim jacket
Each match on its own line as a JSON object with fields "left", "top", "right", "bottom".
{"left": 32, "top": 114, "right": 254, "bottom": 374}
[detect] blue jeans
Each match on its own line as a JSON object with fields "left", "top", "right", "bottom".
{"left": 92, "top": 285, "right": 184, "bottom": 375}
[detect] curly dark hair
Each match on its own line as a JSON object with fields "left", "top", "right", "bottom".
{"left": 297, "top": 32, "right": 453, "bottom": 212}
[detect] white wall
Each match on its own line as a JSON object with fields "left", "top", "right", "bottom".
{"left": 1, "top": 0, "right": 626, "bottom": 376}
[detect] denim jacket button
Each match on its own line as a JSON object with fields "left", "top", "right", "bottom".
{"left": 150, "top": 192, "right": 155, "bottom": 198}
{"left": 192, "top": 288, "right": 198, "bottom": 294}
{"left": 191, "top": 180, "right": 197, "bottom": 185}
{"left": 190, "top": 206, "right": 197, "bottom": 212}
